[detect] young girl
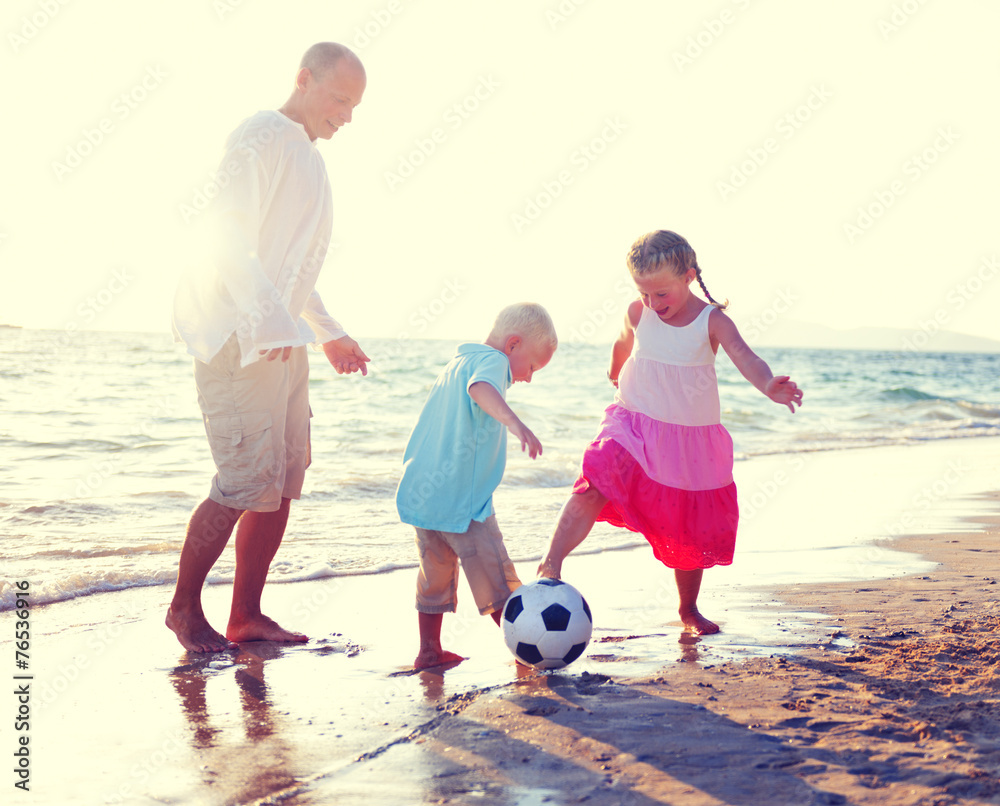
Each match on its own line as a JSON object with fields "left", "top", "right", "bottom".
{"left": 537, "top": 230, "right": 803, "bottom": 634}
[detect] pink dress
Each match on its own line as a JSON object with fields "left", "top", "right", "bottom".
{"left": 574, "top": 304, "right": 739, "bottom": 570}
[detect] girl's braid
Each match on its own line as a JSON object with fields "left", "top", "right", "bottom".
{"left": 695, "top": 262, "right": 728, "bottom": 310}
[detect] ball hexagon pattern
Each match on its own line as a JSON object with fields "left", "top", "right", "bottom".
{"left": 501, "top": 578, "right": 593, "bottom": 670}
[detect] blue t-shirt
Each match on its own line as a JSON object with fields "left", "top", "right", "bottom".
{"left": 395, "top": 343, "right": 512, "bottom": 532}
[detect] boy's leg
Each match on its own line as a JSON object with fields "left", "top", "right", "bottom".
{"left": 448, "top": 517, "right": 520, "bottom": 619}
{"left": 414, "top": 528, "right": 464, "bottom": 669}
{"left": 167, "top": 497, "right": 242, "bottom": 652}
{"left": 416, "top": 612, "right": 464, "bottom": 670}
{"left": 675, "top": 569, "right": 719, "bottom": 635}
{"left": 537, "top": 486, "right": 608, "bottom": 578}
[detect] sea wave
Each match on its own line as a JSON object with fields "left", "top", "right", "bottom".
{"left": 736, "top": 424, "right": 1000, "bottom": 459}
{"left": 31, "top": 542, "right": 179, "bottom": 560}
{"left": 0, "top": 571, "right": 176, "bottom": 611}
{"left": 881, "top": 386, "right": 937, "bottom": 401}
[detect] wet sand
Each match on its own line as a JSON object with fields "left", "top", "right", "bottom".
{"left": 11, "top": 439, "right": 1000, "bottom": 805}
{"left": 336, "top": 515, "right": 999, "bottom": 806}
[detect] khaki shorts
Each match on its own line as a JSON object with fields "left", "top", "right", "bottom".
{"left": 194, "top": 335, "right": 311, "bottom": 512}
{"left": 414, "top": 516, "right": 522, "bottom": 616}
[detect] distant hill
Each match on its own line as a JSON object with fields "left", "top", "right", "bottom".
{"left": 743, "top": 319, "right": 999, "bottom": 354}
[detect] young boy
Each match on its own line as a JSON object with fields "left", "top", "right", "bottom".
{"left": 395, "top": 303, "right": 558, "bottom": 670}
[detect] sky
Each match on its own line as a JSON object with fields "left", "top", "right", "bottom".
{"left": 2, "top": 0, "right": 998, "bottom": 347}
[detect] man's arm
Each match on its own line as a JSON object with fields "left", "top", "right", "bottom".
{"left": 301, "top": 288, "right": 347, "bottom": 343}
{"left": 213, "top": 149, "right": 302, "bottom": 353}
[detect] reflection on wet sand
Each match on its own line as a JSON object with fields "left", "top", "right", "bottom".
{"left": 168, "top": 644, "right": 300, "bottom": 803}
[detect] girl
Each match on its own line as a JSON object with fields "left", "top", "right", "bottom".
{"left": 538, "top": 230, "right": 803, "bottom": 634}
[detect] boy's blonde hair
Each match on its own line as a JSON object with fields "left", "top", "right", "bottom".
{"left": 488, "top": 303, "right": 558, "bottom": 351}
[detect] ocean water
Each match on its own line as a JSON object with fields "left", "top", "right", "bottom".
{"left": 1, "top": 326, "right": 999, "bottom": 611}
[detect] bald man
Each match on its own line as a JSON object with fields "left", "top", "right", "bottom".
{"left": 169, "top": 43, "right": 369, "bottom": 653}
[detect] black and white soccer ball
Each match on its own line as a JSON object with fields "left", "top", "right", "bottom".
{"left": 501, "top": 578, "right": 593, "bottom": 670}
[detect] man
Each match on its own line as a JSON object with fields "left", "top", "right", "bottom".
{"left": 168, "top": 43, "right": 369, "bottom": 653}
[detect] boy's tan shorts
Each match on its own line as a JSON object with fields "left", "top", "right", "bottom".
{"left": 194, "top": 335, "right": 311, "bottom": 513}
{"left": 414, "top": 516, "right": 522, "bottom": 615}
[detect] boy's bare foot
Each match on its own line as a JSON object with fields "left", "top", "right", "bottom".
{"left": 414, "top": 649, "right": 465, "bottom": 670}
{"left": 226, "top": 614, "right": 308, "bottom": 644}
{"left": 166, "top": 607, "right": 237, "bottom": 653}
{"left": 680, "top": 608, "right": 720, "bottom": 635}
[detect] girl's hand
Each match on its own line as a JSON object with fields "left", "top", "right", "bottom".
{"left": 536, "top": 556, "right": 562, "bottom": 580}
{"left": 765, "top": 376, "right": 803, "bottom": 412}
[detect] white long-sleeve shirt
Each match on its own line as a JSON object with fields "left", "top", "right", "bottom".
{"left": 172, "top": 110, "right": 346, "bottom": 367}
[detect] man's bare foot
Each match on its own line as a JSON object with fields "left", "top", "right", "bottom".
{"left": 680, "top": 608, "right": 720, "bottom": 635}
{"left": 226, "top": 614, "right": 308, "bottom": 644}
{"left": 166, "top": 606, "right": 237, "bottom": 653}
{"left": 414, "top": 649, "right": 465, "bottom": 671}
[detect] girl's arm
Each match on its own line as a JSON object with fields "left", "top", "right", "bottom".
{"left": 710, "top": 310, "right": 803, "bottom": 412}
{"left": 468, "top": 382, "right": 543, "bottom": 458}
{"left": 607, "top": 300, "right": 642, "bottom": 387}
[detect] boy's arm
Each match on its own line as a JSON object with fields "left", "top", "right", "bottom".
{"left": 468, "top": 382, "right": 543, "bottom": 459}
{"left": 607, "top": 300, "right": 642, "bottom": 387}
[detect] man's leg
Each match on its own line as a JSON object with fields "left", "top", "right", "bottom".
{"left": 166, "top": 497, "right": 243, "bottom": 652}
{"left": 226, "top": 497, "right": 308, "bottom": 643}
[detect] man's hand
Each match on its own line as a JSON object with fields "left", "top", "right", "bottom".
{"left": 322, "top": 336, "right": 371, "bottom": 376}
{"left": 259, "top": 347, "right": 293, "bottom": 362}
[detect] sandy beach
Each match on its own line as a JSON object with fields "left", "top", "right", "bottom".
{"left": 8, "top": 438, "right": 1000, "bottom": 805}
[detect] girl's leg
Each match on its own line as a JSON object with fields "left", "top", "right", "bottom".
{"left": 675, "top": 569, "right": 719, "bottom": 635}
{"left": 537, "top": 487, "right": 608, "bottom": 578}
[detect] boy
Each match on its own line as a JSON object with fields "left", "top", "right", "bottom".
{"left": 395, "top": 303, "right": 558, "bottom": 669}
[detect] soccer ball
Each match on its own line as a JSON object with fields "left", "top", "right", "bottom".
{"left": 501, "top": 578, "right": 593, "bottom": 670}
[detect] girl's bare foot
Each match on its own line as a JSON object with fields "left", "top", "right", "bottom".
{"left": 226, "top": 614, "right": 308, "bottom": 644}
{"left": 680, "top": 608, "right": 719, "bottom": 635}
{"left": 166, "top": 607, "right": 237, "bottom": 653}
{"left": 414, "top": 649, "right": 465, "bottom": 671}
{"left": 675, "top": 569, "right": 718, "bottom": 635}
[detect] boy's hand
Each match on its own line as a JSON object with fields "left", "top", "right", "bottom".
{"left": 509, "top": 421, "right": 543, "bottom": 459}
{"left": 765, "top": 375, "right": 803, "bottom": 412}
{"left": 536, "top": 556, "right": 562, "bottom": 580}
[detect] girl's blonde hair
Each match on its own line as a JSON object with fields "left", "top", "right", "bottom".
{"left": 488, "top": 302, "right": 558, "bottom": 351}
{"left": 626, "top": 230, "right": 728, "bottom": 310}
